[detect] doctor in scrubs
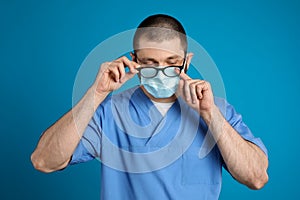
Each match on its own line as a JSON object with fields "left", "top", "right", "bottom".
{"left": 31, "top": 14, "right": 269, "bottom": 200}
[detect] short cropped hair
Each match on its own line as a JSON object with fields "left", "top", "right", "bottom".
{"left": 133, "top": 14, "right": 187, "bottom": 53}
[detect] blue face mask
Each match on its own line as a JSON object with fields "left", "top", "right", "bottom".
{"left": 141, "top": 70, "right": 180, "bottom": 98}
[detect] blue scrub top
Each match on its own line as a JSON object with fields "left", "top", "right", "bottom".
{"left": 70, "top": 86, "right": 268, "bottom": 200}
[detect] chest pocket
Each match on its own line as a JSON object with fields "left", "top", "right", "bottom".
{"left": 182, "top": 147, "right": 222, "bottom": 185}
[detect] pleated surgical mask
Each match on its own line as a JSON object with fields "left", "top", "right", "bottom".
{"left": 140, "top": 69, "right": 180, "bottom": 98}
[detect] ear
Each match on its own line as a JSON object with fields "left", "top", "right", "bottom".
{"left": 130, "top": 52, "right": 141, "bottom": 79}
{"left": 184, "top": 52, "right": 194, "bottom": 72}
{"left": 130, "top": 52, "right": 136, "bottom": 62}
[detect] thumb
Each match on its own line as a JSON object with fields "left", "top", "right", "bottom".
{"left": 120, "top": 70, "right": 137, "bottom": 83}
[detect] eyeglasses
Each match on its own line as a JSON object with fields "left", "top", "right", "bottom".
{"left": 136, "top": 57, "right": 186, "bottom": 78}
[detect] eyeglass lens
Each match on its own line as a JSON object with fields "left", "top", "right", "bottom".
{"left": 140, "top": 66, "right": 180, "bottom": 78}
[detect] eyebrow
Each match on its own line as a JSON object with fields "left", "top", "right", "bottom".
{"left": 166, "top": 55, "right": 181, "bottom": 60}
{"left": 139, "top": 55, "right": 182, "bottom": 62}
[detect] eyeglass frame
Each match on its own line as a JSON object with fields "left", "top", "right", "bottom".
{"left": 134, "top": 53, "right": 187, "bottom": 78}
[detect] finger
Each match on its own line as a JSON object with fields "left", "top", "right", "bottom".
{"left": 98, "top": 62, "right": 111, "bottom": 78}
{"left": 108, "top": 62, "right": 121, "bottom": 82}
{"left": 116, "top": 62, "right": 126, "bottom": 83}
{"left": 121, "top": 71, "right": 136, "bottom": 83}
{"left": 184, "top": 79, "right": 192, "bottom": 102}
{"left": 196, "top": 83, "right": 204, "bottom": 99}
{"left": 117, "top": 56, "right": 140, "bottom": 74}
{"left": 195, "top": 81, "right": 209, "bottom": 99}
{"left": 176, "top": 79, "right": 184, "bottom": 97}
{"left": 190, "top": 81, "right": 200, "bottom": 104}
{"left": 179, "top": 71, "right": 192, "bottom": 81}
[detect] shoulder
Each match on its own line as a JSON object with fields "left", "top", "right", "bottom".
{"left": 213, "top": 97, "right": 240, "bottom": 122}
{"left": 96, "top": 86, "right": 140, "bottom": 111}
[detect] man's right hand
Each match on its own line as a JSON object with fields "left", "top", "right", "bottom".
{"left": 93, "top": 56, "right": 139, "bottom": 96}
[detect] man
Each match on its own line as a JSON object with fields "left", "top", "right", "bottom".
{"left": 31, "top": 14, "right": 268, "bottom": 199}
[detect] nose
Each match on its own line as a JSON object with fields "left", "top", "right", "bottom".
{"left": 156, "top": 69, "right": 165, "bottom": 78}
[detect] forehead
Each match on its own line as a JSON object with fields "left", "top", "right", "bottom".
{"left": 135, "top": 37, "right": 185, "bottom": 59}
{"left": 136, "top": 49, "right": 183, "bottom": 62}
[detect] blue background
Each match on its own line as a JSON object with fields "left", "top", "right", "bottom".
{"left": 1, "top": 0, "right": 299, "bottom": 199}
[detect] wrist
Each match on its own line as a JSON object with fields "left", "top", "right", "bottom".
{"left": 201, "top": 105, "right": 227, "bottom": 142}
{"left": 89, "top": 85, "right": 109, "bottom": 110}
{"left": 202, "top": 105, "right": 220, "bottom": 125}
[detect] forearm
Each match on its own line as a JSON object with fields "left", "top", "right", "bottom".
{"left": 204, "top": 106, "right": 269, "bottom": 189}
{"left": 31, "top": 58, "right": 138, "bottom": 173}
{"left": 31, "top": 86, "right": 107, "bottom": 173}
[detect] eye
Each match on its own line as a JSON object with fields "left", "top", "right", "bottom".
{"left": 144, "top": 61, "right": 155, "bottom": 65}
{"left": 167, "top": 60, "right": 180, "bottom": 65}
{"left": 139, "top": 60, "right": 158, "bottom": 66}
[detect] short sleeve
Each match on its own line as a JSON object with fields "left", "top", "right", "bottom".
{"left": 215, "top": 97, "right": 268, "bottom": 157}
{"left": 69, "top": 140, "right": 95, "bottom": 165}
{"left": 69, "top": 105, "right": 103, "bottom": 165}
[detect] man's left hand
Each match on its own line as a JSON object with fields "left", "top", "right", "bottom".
{"left": 176, "top": 72, "right": 216, "bottom": 123}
